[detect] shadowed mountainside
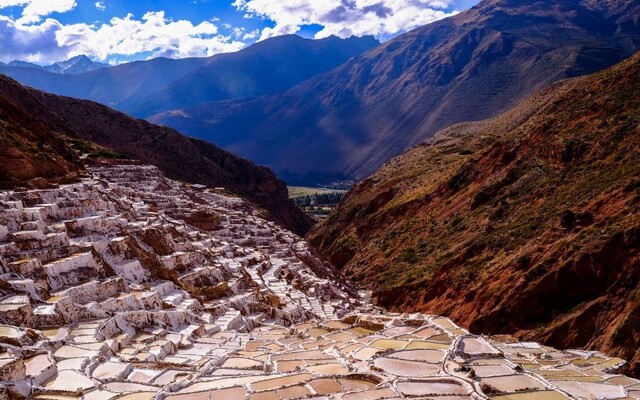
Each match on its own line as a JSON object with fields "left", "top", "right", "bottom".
{"left": 126, "top": 35, "right": 379, "bottom": 117}
{"left": 0, "top": 75, "right": 314, "bottom": 235}
{"left": 150, "top": 0, "right": 640, "bottom": 184}
{"left": 308, "top": 52, "right": 640, "bottom": 376}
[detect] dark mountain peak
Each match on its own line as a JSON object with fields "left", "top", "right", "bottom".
{"left": 5, "top": 54, "right": 109, "bottom": 75}
{"left": 44, "top": 54, "right": 109, "bottom": 74}
{"left": 125, "top": 35, "right": 379, "bottom": 117}
{"left": 7, "top": 60, "right": 40, "bottom": 69}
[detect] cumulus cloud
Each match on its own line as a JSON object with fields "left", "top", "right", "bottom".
{"left": 0, "top": 8, "right": 245, "bottom": 63}
{"left": 233, "top": 0, "right": 460, "bottom": 40}
{"left": 0, "top": 0, "right": 77, "bottom": 24}
{"left": 94, "top": 1, "right": 105, "bottom": 11}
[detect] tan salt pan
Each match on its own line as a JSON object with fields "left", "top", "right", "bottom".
{"left": 353, "top": 346, "right": 384, "bottom": 361}
{"left": 306, "top": 362, "right": 349, "bottom": 375}
{"left": 114, "top": 393, "right": 155, "bottom": 400}
{"left": 220, "top": 357, "right": 262, "bottom": 369}
{"left": 342, "top": 387, "right": 397, "bottom": 399}
{"left": 491, "top": 391, "right": 569, "bottom": 400}
{"left": 396, "top": 380, "right": 468, "bottom": 396}
{"left": 251, "top": 373, "right": 313, "bottom": 391}
{"left": 166, "top": 386, "right": 245, "bottom": 400}
{"left": 480, "top": 374, "right": 546, "bottom": 392}
{"left": 373, "top": 357, "right": 440, "bottom": 377}
{"left": 370, "top": 338, "right": 408, "bottom": 350}
{"left": 308, "top": 378, "right": 343, "bottom": 395}
{"left": 387, "top": 349, "right": 445, "bottom": 363}
{"left": 44, "top": 370, "right": 96, "bottom": 392}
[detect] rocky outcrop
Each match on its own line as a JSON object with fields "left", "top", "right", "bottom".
{"left": 308, "top": 53, "right": 640, "bottom": 376}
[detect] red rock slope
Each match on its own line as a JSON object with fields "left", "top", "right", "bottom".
{"left": 309, "top": 52, "right": 640, "bottom": 376}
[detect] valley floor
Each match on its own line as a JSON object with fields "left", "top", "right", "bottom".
{"left": 0, "top": 164, "right": 638, "bottom": 399}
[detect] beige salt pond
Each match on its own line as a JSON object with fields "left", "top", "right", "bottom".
{"left": 373, "top": 356, "right": 440, "bottom": 376}
{"left": 166, "top": 386, "right": 245, "bottom": 400}
{"left": 432, "top": 317, "right": 459, "bottom": 330}
{"left": 338, "top": 377, "right": 378, "bottom": 391}
{"left": 347, "top": 327, "right": 376, "bottom": 336}
{"left": 92, "top": 361, "right": 131, "bottom": 380}
{"left": 353, "top": 346, "right": 384, "bottom": 361}
{"left": 305, "top": 362, "right": 349, "bottom": 375}
{"left": 103, "top": 381, "right": 159, "bottom": 393}
{"left": 405, "top": 340, "right": 451, "bottom": 350}
{"left": 276, "top": 384, "right": 310, "bottom": 399}
{"left": 491, "top": 391, "right": 569, "bottom": 400}
{"left": 388, "top": 348, "right": 445, "bottom": 363}
{"left": 251, "top": 373, "right": 313, "bottom": 391}
{"left": 25, "top": 353, "right": 54, "bottom": 377}
{"left": 0, "top": 325, "right": 21, "bottom": 338}
{"left": 461, "top": 337, "right": 500, "bottom": 355}
{"left": 342, "top": 387, "right": 397, "bottom": 400}
{"left": 56, "top": 357, "right": 87, "bottom": 371}
{"left": 308, "top": 377, "right": 343, "bottom": 395}
{"left": 552, "top": 380, "right": 627, "bottom": 399}
{"left": 471, "top": 364, "right": 515, "bottom": 377}
{"left": 220, "top": 357, "right": 262, "bottom": 369}
{"left": 127, "top": 368, "right": 162, "bottom": 384}
{"left": 325, "top": 320, "right": 350, "bottom": 330}
{"left": 325, "top": 331, "right": 356, "bottom": 342}
{"left": 480, "top": 374, "right": 546, "bottom": 392}
{"left": 178, "top": 375, "right": 276, "bottom": 392}
{"left": 276, "top": 360, "right": 305, "bottom": 372}
{"left": 307, "top": 327, "right": 330, "bottom": 338}
{"left": 114, "top": 393, "right": 156, "bottom": 400}
{"left": 396, "top": 380, "right": 469, "bottom": 396}
{"left": 370, "top": 338, "right": 409, "bottom": 350}
{"left": 41, "top": 327, "right": 69, "bottom": 341}
{"left": 44, "top": 370, "right": 96, "bottom": 392}
{"left": 211, "top": 368, "right": 264, "bottom": 376}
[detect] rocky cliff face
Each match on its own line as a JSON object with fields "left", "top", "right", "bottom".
{"left": 308, "top": 52, "right": 640, "bottom": 376}
{"left": 0, "top": 75, "right": 313, "bottom": 235}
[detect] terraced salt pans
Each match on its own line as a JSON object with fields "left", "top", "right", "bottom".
{"left": 0, "top": 164, "right": 638, "bottom": 399}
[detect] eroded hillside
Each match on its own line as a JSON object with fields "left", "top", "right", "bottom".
{"left": 309, "top": 53, "right": 640, "bottom": 376}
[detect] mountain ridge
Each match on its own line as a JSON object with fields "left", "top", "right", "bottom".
{"left": 150, "top": 0, "right": 640, "bottom": 184}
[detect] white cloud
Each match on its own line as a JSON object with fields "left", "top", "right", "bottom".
{"left": 233, "top": 0, "right": 459, "bottom": 41}
{"left": 0, "top": 9, "right": 246, "bottom": 63}
{"left": 0, "top": 0, "right": 77, "bottom": 24}
{"left": 94, "top": 1, "right": 105, "bottom": 11}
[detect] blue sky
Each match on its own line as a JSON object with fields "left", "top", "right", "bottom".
{"left": 0, "top": 0, "right": 480, "bottom": 64}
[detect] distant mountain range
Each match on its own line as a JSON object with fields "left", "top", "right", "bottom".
{"left": 1, "top": 55, "right": 109, "bottom": 74}
{"left": 0, "top": 35, "right": 379, "bottom": 113}
{"left": 148, "top": 0, "right": 640, "bottom": 184}
{"left": 308, "top": 51, "right": 640, "bottom": 377}
{"left": 0, "top": 75, "right": 313, "bottom": 235}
